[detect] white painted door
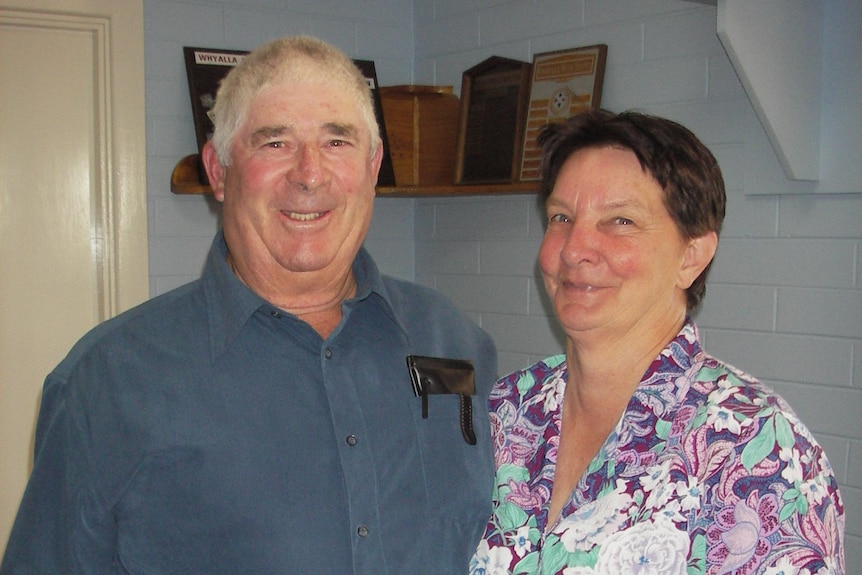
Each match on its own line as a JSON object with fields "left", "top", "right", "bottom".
{"left": 0, "top": 0, "right": 148, "bottom": 553}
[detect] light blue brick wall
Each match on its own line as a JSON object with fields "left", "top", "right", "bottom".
{"left": 144, "top": 0, "right": 861, "bottom": 560}
{"left": 412, "top": 0, "right": 862, "bottom": 560}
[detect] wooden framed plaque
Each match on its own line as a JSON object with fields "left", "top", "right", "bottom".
{"left": 182, "top": 48, "right": 395, "bottom": 187}
{"left": 454, "top": 56, "right": 532, "bottom": 185}
{"left": 519, "top": 44, "right": 607, "bottom": 181}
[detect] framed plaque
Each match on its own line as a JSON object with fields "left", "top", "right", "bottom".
{"left": 519, "top": 45, "right": 607, "bottom": 181}
{"left": 454, "top": 56, "right": 532, "bottom": 185}
{"left": 183, "top": 47, "right": 395, "bottom": 187}
{"left": 352, "top": 60, "right": 396, "bottom": 187}
{"left": 184, "top": 47, "right": 248, "bottom": 183}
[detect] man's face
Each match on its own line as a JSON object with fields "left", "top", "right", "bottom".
{"left": 207, "top": 75, "right": 382, "bottom": 296}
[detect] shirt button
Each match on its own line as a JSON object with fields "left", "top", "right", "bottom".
{"left": 357, "top": 525, "right": 369, "bottom": 537}
{"left": 345, "top": 434, "right": 358, "bottom": 446}
{"left": 324, "top": 348, "right": 333, "bottom": 359}
{"left": 270, "top": 310, "right": 282, "bottom": 319}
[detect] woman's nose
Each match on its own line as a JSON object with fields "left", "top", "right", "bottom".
{"left": 560, "top": 221, "right": 599, "bottom": 266}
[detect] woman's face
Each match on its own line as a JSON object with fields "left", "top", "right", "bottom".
{"left": 539, "top": 146, "right": 707, "bottom": 344}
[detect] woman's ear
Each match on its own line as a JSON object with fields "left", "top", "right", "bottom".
{"left": 201, "top": 141, "right": 227, "bottom": 202}
{"left": 677, "top": 231, "right": 718, "bottom": 290}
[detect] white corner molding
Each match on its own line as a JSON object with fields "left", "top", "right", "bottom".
{"left": 717, "top": 0, "right": 822, "bottom": 182}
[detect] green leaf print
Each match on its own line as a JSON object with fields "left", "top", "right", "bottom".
{"left": 498, "top": 463, "right": 530, "bottom": 484}
{"left": 516, "top": 373, "right": 537, "bottom": 394}
{"left": 687, "top": 533, "right": 707, "bottom": 575}
{"left": 779, "top": 487, "right": 804, "bottom": 522}
{"left": 695, "top": 365, "right": 727, "bottom": 384}
{"left": 513, "top": 553, "right": 538, "bottom": 575}
{"left": 779, "top": 500, "right": 796, "bottom": 522}
{"left": 567, "top": 546, "right": 600, "bottom": 569}
{"left": 741, "top": 417, "right": 776, "bottom": 472}
{"left": 540, "top": 541, "right": 573, "bottom": 575}
{"left": 655, "top": 418, "right": 672, "bottom": 440}
{"left": 690, "top": 405, "right": 708, "bottom": 430}
{"left": 774, "top": 413, "right": 795, "bottom": 450}
{"left": 795, "top": 493, "right": 809, "bottom": 515}
{"left": 497, "top": 502, "right": 530, "bottom": 531}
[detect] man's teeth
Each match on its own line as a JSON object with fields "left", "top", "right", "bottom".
{"left": 287, "top": 212, "right": 322, "bottom": 221}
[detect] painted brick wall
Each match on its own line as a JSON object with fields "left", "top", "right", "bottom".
{"left": 412, "top": 0, "right": 862, "bottom": 562}
{"left": 143, "top": 0, "right": 861, "bottom": 563}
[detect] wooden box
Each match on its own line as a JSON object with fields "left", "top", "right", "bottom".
{"left": 379, "top": 85, "right": 460, "bottom": 186}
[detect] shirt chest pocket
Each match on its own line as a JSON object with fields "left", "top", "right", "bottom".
{"left": 407, "top": 355, "right": 477, "bottom": 445}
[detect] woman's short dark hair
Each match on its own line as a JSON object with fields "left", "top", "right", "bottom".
{"left": 537, "top": 109, "right": 726, "bottom": 310}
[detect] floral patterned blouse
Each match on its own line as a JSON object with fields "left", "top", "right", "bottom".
{"left": 470, "top": 320, "right": 844, "bottom": 575}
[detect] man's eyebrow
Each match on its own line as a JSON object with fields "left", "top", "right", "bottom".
{"left": 323, "top": 122, "right": 360, "bottom": 139}
{"left": 248, "top": 122, "right": 362, "bottom": 146}
{"left": 250, "top": 125, "right": 290, "bottom": 146}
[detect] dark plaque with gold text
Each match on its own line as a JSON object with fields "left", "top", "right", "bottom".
{"left": 455, "top": 57, "right": 532, "bottom": 185}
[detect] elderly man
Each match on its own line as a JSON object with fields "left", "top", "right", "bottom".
{"left": 1, "top": 36, "right": 496, "bottom": 574}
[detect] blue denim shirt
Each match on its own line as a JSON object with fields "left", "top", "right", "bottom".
{"left": 1, "top": 232, "right": 497, "bottom": 574}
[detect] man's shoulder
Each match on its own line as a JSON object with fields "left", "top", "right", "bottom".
{"left": 379, "top": 276, "right": 485, "bottom": 338}
{"left": 54, "top": 281, "right": 204, "bottom": 374}
{"left": 379, "top": 275, "right": 496, "bottom": 355}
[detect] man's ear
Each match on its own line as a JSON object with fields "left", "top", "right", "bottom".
{"left": 677, "top": 231, "right": 718, "bottom": 290}
{"left": 201, "top": 141, "right": 227, "bottom": 202}
{"left": 370, "top": 142, "right": 384, "bottom": 187}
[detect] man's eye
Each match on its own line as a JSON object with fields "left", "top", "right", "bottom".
{"left": 265, "top": 141, "right": 285, "bottom": 149}
{"left": 614, "top": 217, "right": 634, "bottom": 225}
{"left": 548, "top": 214, "right": 570, "bottom": 224}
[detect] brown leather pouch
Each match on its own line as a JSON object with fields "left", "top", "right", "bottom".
{"left": 406, "top": 355, "right": 477, "bottom": 445}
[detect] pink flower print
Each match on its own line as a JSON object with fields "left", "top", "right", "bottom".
{"left": 670, "top": 404, "right": 696, "bottom": 437}
{"left": 706, "top": 492, "right": 780, "bottom": 574}
{"left": 496, "top": 424, "right": 541, "bottom": 466}
{"left": 504, "top": 478, "right": 546, "bottom": 510}
{"left": 616, "top": 449, "right": 658, "bottom": 479}
{"left": 798, "top": 500, "right": 843, "bottom": 563}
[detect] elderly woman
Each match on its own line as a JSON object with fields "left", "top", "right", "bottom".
{"left": 471, "top": 110, "right": 844, "bottom": 575}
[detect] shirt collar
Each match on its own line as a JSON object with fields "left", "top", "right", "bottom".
{"left": 627, "top": 317, "right": 702, "bottom": 415}
{"left": 201, "top": 230, "right": 401, "bottom": 358}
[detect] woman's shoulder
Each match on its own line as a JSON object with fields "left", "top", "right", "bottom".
{"left": 685, "top": 352, "right": 824, "bottom": 456}
{"left": 495, "top": 354, "right": 566, "bottom": 391}
{"left": 489, "top": 355, "right": 567, "bottom": 412}
{"left": 688, "top": 352, "right": 776, "bottom": 403}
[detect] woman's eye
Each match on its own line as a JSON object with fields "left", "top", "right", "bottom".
{"left": 614, "top": 217, "right": 634, "bottom": 226}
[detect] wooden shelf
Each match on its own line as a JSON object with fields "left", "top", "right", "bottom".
{"left": 171, "top": 154, "right": 212, "bottom": 195}
{"left": 171, "top": 154, "right": 539, "bottom": 197}
{"left": 376, "top": 181, "right": 538, "bottom": 197}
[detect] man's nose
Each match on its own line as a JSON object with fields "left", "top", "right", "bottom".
{"left": 288, "top": 143, "right": 323, "bottom": 190}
